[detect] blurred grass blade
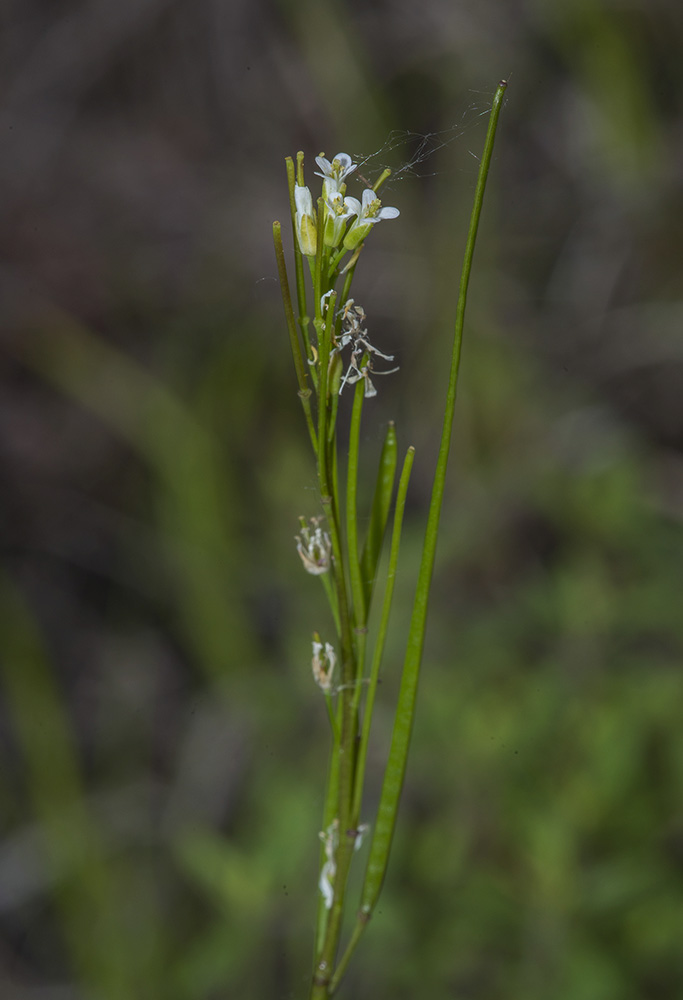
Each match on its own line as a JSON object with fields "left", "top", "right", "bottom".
{"left": 0, "top": 575, "right": 136, "bottom": 999}
{"left": 14, "top": 314, "right": 254, "bottom": 681}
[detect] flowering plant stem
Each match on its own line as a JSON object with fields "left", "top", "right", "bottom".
{"left": 273, "top": 80, "right": 506, "bottom": 999}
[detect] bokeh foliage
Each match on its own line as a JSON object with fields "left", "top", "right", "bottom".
{"left": 1, "top": 0, "right": 682, "bottom": 997}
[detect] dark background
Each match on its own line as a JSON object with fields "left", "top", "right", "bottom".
{"left": 1, "top": 1, "right": 683, "bottom": 998}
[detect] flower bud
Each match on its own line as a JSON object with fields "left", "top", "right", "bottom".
{"left": 343, "top": 222, "right": 373, "bottom": 251}
{"left": 323, "top": 191, "right": 355, "bottom": 247}
{"left": 294, "top": 184, "right": 317, "bottom": 257}
{"left": 328, "top": 349, "right": 343, "bottom": 397}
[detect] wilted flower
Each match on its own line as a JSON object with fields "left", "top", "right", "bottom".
{"left": 294, "top": 184, "right": 317, "bottom": 256}
{"left": 335, "top": 299, "right": 399, "bottom": 397}
{"left": 343, "top": 188, "right": 400, "bottom": 250}
{"left": 340, "top": 360, "right": 380, "bottom": 398}
{"left": 295, "top": 516, "right": 331, "bottom": 574}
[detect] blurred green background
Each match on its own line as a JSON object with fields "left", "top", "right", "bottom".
{"left": 1, "top": 0, "right": 683, "bottom": 997}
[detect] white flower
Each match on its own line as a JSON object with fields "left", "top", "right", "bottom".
{"left": 295, "top": 516, "right": 331, "bottom": 575}
{"left": 343, "top": 188, "right": 400, "bottom": 250}
{"left": 323, "top": 190, "right": 355, "bottom": 247}
{"left": 294, "top": 184, "right": 317, "bottom": 257}
{"left": 312, "top": 636, "right": 336, "bottom": 693}
{"left": 315, "top": 152, "right": 357, "bottom": 197}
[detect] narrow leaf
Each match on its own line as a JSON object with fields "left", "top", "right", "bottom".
{"left": 359, "top": 79, "right": 508, "bottom": 922}
{"left": 360, "top": 421, "right": 397, "bottom": 610}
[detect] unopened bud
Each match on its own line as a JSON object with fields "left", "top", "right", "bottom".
{"left": 295, "top": 185, "right": 317, "bottom": 257}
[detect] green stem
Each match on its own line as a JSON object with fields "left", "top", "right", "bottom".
{"left": 351, "top": 445, "right": 414, "bottom": 826}
{"left": 346, "top": 377, "right": 367, "bottom": 632}
{"left": 314, "top": 460, "right": 359, "bottom": 998}
{"left": 327, "top": 918, "right": 366, "bottom": 997}
{"left": 286, "top": 156, "right": 312, "bottom": 361}
{"left": 320, "top": 571, "right": 341, "bottom": 636}
{"left": 339, "top": 251, "right": 360, "bottom": 304}
{"left": 272, "top": 223, "right": 317, "bottom": 452}
{"left": 372, "top": 168, "right": 391, "bottom": 192}
{"left": 314, "top": 700, "right": 343, "bottom": 960}
{"left": 311, "top": 831, "right": 356, "bottom": 999}
{"left": 330, "top": 447, "right": 413, "bottom": 992}
{"left": 360, "top": 422, "right": 398, "bottom": 613}
{"left": 328, "top": 247, "right": 348, "bottom": 277}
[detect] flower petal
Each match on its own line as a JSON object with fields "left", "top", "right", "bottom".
{"left": 295, "top": 184, "right": 314, "bottom": 215}
{"left": 343, "top": 196, "right": 362, "bottom": 218}
{"left": 360, "top": 188, "right": 376, "bottom": 210}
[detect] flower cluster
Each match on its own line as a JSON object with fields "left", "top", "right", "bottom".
{"left": 295, "top": 152, "right": 399, "bottom": 258}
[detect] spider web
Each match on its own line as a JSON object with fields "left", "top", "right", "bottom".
{"left": 347, "top": 93, "right": 495, "bottom": 191}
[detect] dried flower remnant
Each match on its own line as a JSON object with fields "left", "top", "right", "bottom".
{"left": 320, "top": 289, "right": 335, "bottom": 316}
{"left": 296, "top": 516, "right": 332, "bottom": 575}
{"left": 318, "top": 818, "right": 339, "bottom": 910}
{"left": 335, "top": 299, "right": 399, "bottom": 397}
{"left": 312, "top": 634, "right": 336, "bottom": 693}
